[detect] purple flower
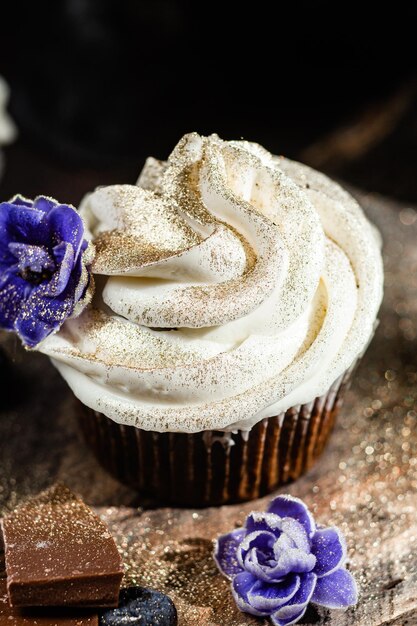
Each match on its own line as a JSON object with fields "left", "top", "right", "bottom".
{"left": 0, "top": 195, "right": 94, "bottom": 347}
{"left": 214, "top": 495, "right": 358, "bottom": 626}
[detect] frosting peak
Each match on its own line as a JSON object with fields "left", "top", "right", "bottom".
{"left": 40, "top": 133, "right": 383, "bottom": 433}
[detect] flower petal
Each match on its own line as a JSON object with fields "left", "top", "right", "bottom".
{"left": 311, "top": 527, "right": 347, "bottom": 577}
{"left": 0, "top": 275, "right": 28, "bottom": 330}
{"left": 271, "top": 607, "right": 307, "bottom": 626}
{"left": 237, "top": 530, "right": 276, "bottom": 569}
{"left": 271, "top": 572, "right": 317, "bottom": 622}
{"left": 18, "top": 281, "right": 78, "bottom": 346}
{"left": 48, "top": 204, "right": 85, "bottom": 255}
{"left": 14, "top": 308, "right": 60, "bottom": 348}
{"left": 268, "top": 496, "right": 316, "bottom": 538}
{"left": 280, "top": 518, "right": 310, "bottom": 553}
{"left": 214, "top": 528, "right": 245, "bottom": 579}
{"left": 244, "top": 548, "right": 276, "bottom": 582}
{"left": 46, "top": 242, "right": 74, "bottom": 297}
{"left": 247, "top": 575, "right": 300, "bottom": 613}
{"left": 249, "top": 547, "right": 316, "bottom": 582}
{"left": 245, "top": 511, "right": 283, "bottom": 534}
{"left": 0, "top": 202, "right": 36, "bottom": 234}
{"left": 275, "top": 548, "right": 316, "bottom": 577}
{"left": 72, "top": 249, "right": 91, "bottom": 303}
{"left": 8, "top": 242, "right": 55, "bottom": 274}
{"left": 14, "top": 315, "right": 52, "bottom": 347}
{"left": 275, "top": 533, "right": 295, "bottom": 550}
{"left": 311, "top": 567, "right": 358, "bottom": 609}
{"left": 29, "top": 285, "right": 74, "bottom": 324}
{"left": 33, "top": 196, "right": 58, "bottom": 213}
{"left": 2, "top": 204, "right": 49, "bottom": 246}
{"left": 9, "top": 194, "right": 33, "bottom": 208}
{"left": 231, "top": 572, "right": 265, "bottom": 617}
{"left": 0, "top": 246, "right": 16, "bottom": 271}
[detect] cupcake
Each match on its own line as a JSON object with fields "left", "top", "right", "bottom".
{"left": 0, "top": 76, "right": 16, "bottom": 180}
{"left": 0, "top": 134, "right": 383, "bottom": 505}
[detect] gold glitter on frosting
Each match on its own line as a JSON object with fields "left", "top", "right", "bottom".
{"left": 54, "top": 308, "right": 212, "bottom": 369}
{"left": 39, "top": 133, "right": 383, "bottom": 433}
{"left": 88, "top": 186, "right": 203, "bottom": 273}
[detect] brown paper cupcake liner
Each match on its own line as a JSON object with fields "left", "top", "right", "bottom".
{"left": 79, "top": 363, "right": 355, "bottom": 506}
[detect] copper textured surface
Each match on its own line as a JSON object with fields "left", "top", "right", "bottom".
{"left": 0, "top": 190, "right": 416, "bottom": 625}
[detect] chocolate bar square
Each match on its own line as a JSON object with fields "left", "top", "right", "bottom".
{"left": 1, "top": 485, "right": 123, "bottom": 608}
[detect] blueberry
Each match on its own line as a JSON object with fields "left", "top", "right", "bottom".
{"left": 100, "top": 587, "right": 177, "bottom": 626}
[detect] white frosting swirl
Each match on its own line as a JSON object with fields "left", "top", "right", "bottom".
{"left": 40, "top": 133, "right": 383, "bottom": 433}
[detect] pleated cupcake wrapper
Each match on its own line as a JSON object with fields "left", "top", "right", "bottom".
{"left": 80, "top": 363, "right": 355, "bottom": 506}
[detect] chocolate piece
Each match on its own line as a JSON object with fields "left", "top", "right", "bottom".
{"left": 0, "top": 579, "right": 98, "bottom": 625}
{"left": 1, "top": 485, "right": 123, "bottom": 608}
{"left": 100, "top": 587, "right": 177, "bottom": 626}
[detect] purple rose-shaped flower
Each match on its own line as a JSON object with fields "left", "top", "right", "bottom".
{"left": 0, "top": 195, "right": 94, "bottom": 347}
{"left": 214, "top": 495, "right": 358, "bottom": 626}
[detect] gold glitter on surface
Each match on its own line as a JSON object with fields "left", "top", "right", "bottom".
{"left": 0, "top": 189, "right": 416, "bottom": 624}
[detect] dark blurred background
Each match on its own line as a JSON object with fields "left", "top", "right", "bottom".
{"left": 0, "top": 0, "right": 417, "bottom": 204}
